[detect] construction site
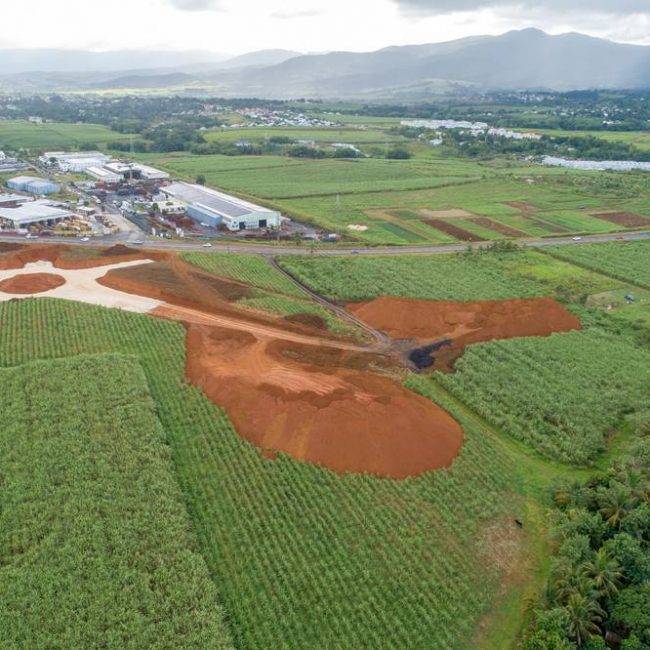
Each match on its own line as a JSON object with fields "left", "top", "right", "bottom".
{"left": 0, "top": 241, "right": 584, "bottom": 479}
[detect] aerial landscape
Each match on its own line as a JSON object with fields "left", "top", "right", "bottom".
{"left": 0, "top": 1, "right": 649, "bottom": 648}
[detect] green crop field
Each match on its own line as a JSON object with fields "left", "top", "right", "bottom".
{"left": 181, "top": 252, "right": 355, "bottom": 335}
{"left": 278, "top": 249, "right": 621, "bottom": 302}
{"left": 0, "top": 120, "right": 131, "bottom": 151}
{"left": 436, "top": 324, "right": 650, "bottom": 465}
{"left": 0, "top": 298, "right": 531, "bottom": 649}
{"left": 546, "top": 239, "right": 650, "bottom": 288}
{"left": 0, "top": 353, "right": 230, "bottom": 648}
{"left": 182, "top": 251, "right": 304, "bottom": 296}
{"left": 139, "top": 147, "right": 649, "bottom": 245}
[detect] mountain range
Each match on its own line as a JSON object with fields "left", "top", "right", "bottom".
{"left": 0, "top": 29, "right": 648, "bottom": 98}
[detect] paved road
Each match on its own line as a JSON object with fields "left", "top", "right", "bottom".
{"left": 1, "top": 229, "right": 648, "bottom": 257}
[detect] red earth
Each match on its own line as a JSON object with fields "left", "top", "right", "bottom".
{"left": 348, "top": 296, "right": 582, "bottom": 371}
{"left": 0, "top": 273, "right": 66, "bottom": 294}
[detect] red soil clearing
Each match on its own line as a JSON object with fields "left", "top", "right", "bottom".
{"left": 423, "top": 218, "right": 486, "bottom": 242}
{"left": 178, "top": 321, "right": 463, "bottom": 479}
{"left": 0, "top": 243, "right": 154, "bottom": 271}
{"left": 0, "top": 273, "right": 66, "bottom": 294}
{"left": 348, "top": 296, "right": 581, "bottom": 371}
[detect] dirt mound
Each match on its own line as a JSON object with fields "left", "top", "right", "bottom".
{"left": 0, "top": 273, "right": 66, "bottom": 294}
{"left": 348, "top": 296, "right": 581, "bottom": 371}
{"left": 182, "top": 323, "right": 463, "bottom": 479}
{"left": 0, "top": 244, "right": 153, "bottom": 271}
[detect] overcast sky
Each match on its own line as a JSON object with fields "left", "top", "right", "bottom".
{"left": 1, "top": 0, "right": 648, "bottom": 54}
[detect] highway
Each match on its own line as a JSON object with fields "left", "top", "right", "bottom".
{"left": 1, "top": 229, "right": 648, "bottom": 257}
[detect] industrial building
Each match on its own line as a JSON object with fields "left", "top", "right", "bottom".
{"left": 0, "top": 151, "right": 29, "bottom": 173}
{"left": 7, "top": 176, "right": 60, "bottom": 195}
{"left": 0, "top": 200, "right": 72, "bottom": 229}
{"left": 86, "top": 166, "right": 123, "bottom": 184}
{"left": 104, "top": 162, "right": 169, "bottom": 181}
{"left": 0, "top": 193, "right": 33, "bottom": 208}
{"left": 40, "top": 151, "right": 110, "bottom": 172}
{"left": 161, "top": 182, "right": 281, "bottom": 231}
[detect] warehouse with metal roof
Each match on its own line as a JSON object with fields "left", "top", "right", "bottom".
{"left": 161, "top": 182, "right": 281, "bottom": 230}
{"left": 0, "top": 200, "right": 71, "bottom": 229}
{"left": 7, "top": 176, "right": 60, "bottom": 195}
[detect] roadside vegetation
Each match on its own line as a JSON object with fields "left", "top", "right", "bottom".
{"left": 523, "top": 419, "right": 650, "bottom": 648}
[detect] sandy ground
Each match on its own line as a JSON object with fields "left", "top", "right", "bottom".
{"left": 0, "top": 260, "right": 162, "bottom": 313}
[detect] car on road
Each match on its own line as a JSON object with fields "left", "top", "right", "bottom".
{"left": 132, "top": 240, "right": 145, "bottom": 245}
{"left": 202, "top": 242, "right": 213, "bottom": 248}
{"left": 572, "top": 236, "right": 583, "bottom": 241}
{"left": 79, "top": 237, "right": 90, "bottom": 242}
{"left": 25, "top": 233, "right": 39, "bottom": 239}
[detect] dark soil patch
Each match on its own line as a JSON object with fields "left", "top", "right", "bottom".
{"left": 284, "top": 312, "right": 327, "bottom": 330}
{"left": 470, "top": 217, "right": 527, "bottom": 238}
{"left": 593, "top": 212, "right": 650, "bottom": 228}
{"left": 422, "top": 219, "right": 486, "bottom": 242}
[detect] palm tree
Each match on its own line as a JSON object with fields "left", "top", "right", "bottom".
{"left": 599, "top": 482, "right": 638, "bottom": 530}
{"left": 564, "top": 593, "right": 605, "bottom": 646}
{"left": 580, "top": 548, "right": 622, "bottom": 599}
{"left": 553, "top": 562, "right": 597, "bottom": 606}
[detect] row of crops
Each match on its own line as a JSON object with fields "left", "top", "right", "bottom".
{"left": 277, "top": 249, "right": 618, "bottom": 302}
{"left": 181, "top": 252, "right": 355, "bottom": 335}
{"left": 0, "top": 298, "right": 520, "bottom": 649}
{"left": 435, "top": 326, "right": 650, "bottom": 465}
{"left": 0, "top": 353, "right": 230, "bottom": 648}
{"left": 547, "top": 240, "right": 650, "bottom": 288}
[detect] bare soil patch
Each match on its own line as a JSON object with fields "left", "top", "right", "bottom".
{"left": 0, "top": 273, "right": 66, "bottom": 294}
{"left": 348, "top": 296, "right": 581, "bottom": 371}
{"left": 284, "top": 312, "right": 327, "bottom": 330}
{"left": 469, "top": 217, "right": 527, "bottom": 238}
{"left": 422, "top": 219, "right": 486, "bottom": 242}
{"left": 0, "top": 244, "right": 152, "bottom": 271}
{"left": 419, "top": 208, "right": 474, "bottom": 219}
{"left": 593, "top": 212, "right": 650, "bottom": 228}
{"left": 181, "top": 323, "right": 463, "bottom": 479}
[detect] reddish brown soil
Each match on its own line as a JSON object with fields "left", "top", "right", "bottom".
{"left": 470, "top": 217, "right": 527, "bottom": 238}
{"left": 422, "top": 218, "right": 486, "bottom": 242}
{"left": 0, "top": 243, "right": 154, "bottom": 271}
{"left": 348, "top": 296, "right": 581, "bottom": 371}
{"left": 284, "top": 312, "right": 327, "bottom": 330}
{"left": 0, "top": 273, "right": 66, "bottom": 294}
{"left": 593, "top": 212, "right": 650, "bottom": 228}
{"left": 180, "top": 322, "right": 463, "bottom": 479}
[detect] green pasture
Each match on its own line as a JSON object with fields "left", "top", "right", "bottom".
{"left": 0, "top": 120, "right": 130, "bottom": 151}
{"left": 204, "top": 126, "right": 406, "bottom": 145}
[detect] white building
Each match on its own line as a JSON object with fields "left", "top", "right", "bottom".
{"left": 104, "top": 162, "right": 170, "bottom": 181}
{"left": 40, "top": 151, "right": 111, "bottom": 172}
{"left": 86, "top": 166, "right": 123, "bottom": 184}
{"left": 0, "top": 200, "right": 72, "bottom": 229}
{"left": 161, "top": 182, "right": 282, "bottom": 231}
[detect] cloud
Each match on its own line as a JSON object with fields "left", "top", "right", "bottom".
{"left": 270, "top": 9, "right": 323, "bottom": 19}
{"left": 167, "top": 0, "right": 221, "bottom": 10}
{"left": 392, "top": 0, "right": 650, "bottom": 16}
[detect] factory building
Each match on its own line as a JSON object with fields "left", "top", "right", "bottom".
{"left": 86, "top": 166, "right": 123, "bottom": 184}
{"left": 40, "top": 151, "right": 111, "bottom": 172}
{"left": 104, "top": 162, "right": 169, "bottom": 181}
{"left": 0, "top": 200, "right": 71, "bottom": 229}
{"left": 0, "top": 193, "right": 33, "bottom": 208}
{"left": 7, "top": 176, "right": 60, "bottom": 195}
{"left": 161, "top": 182, "right": 281, "bottom": 231}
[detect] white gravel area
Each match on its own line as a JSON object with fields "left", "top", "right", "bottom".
{"left": 0, "top": 259, "right": 162, "bottom": 314}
